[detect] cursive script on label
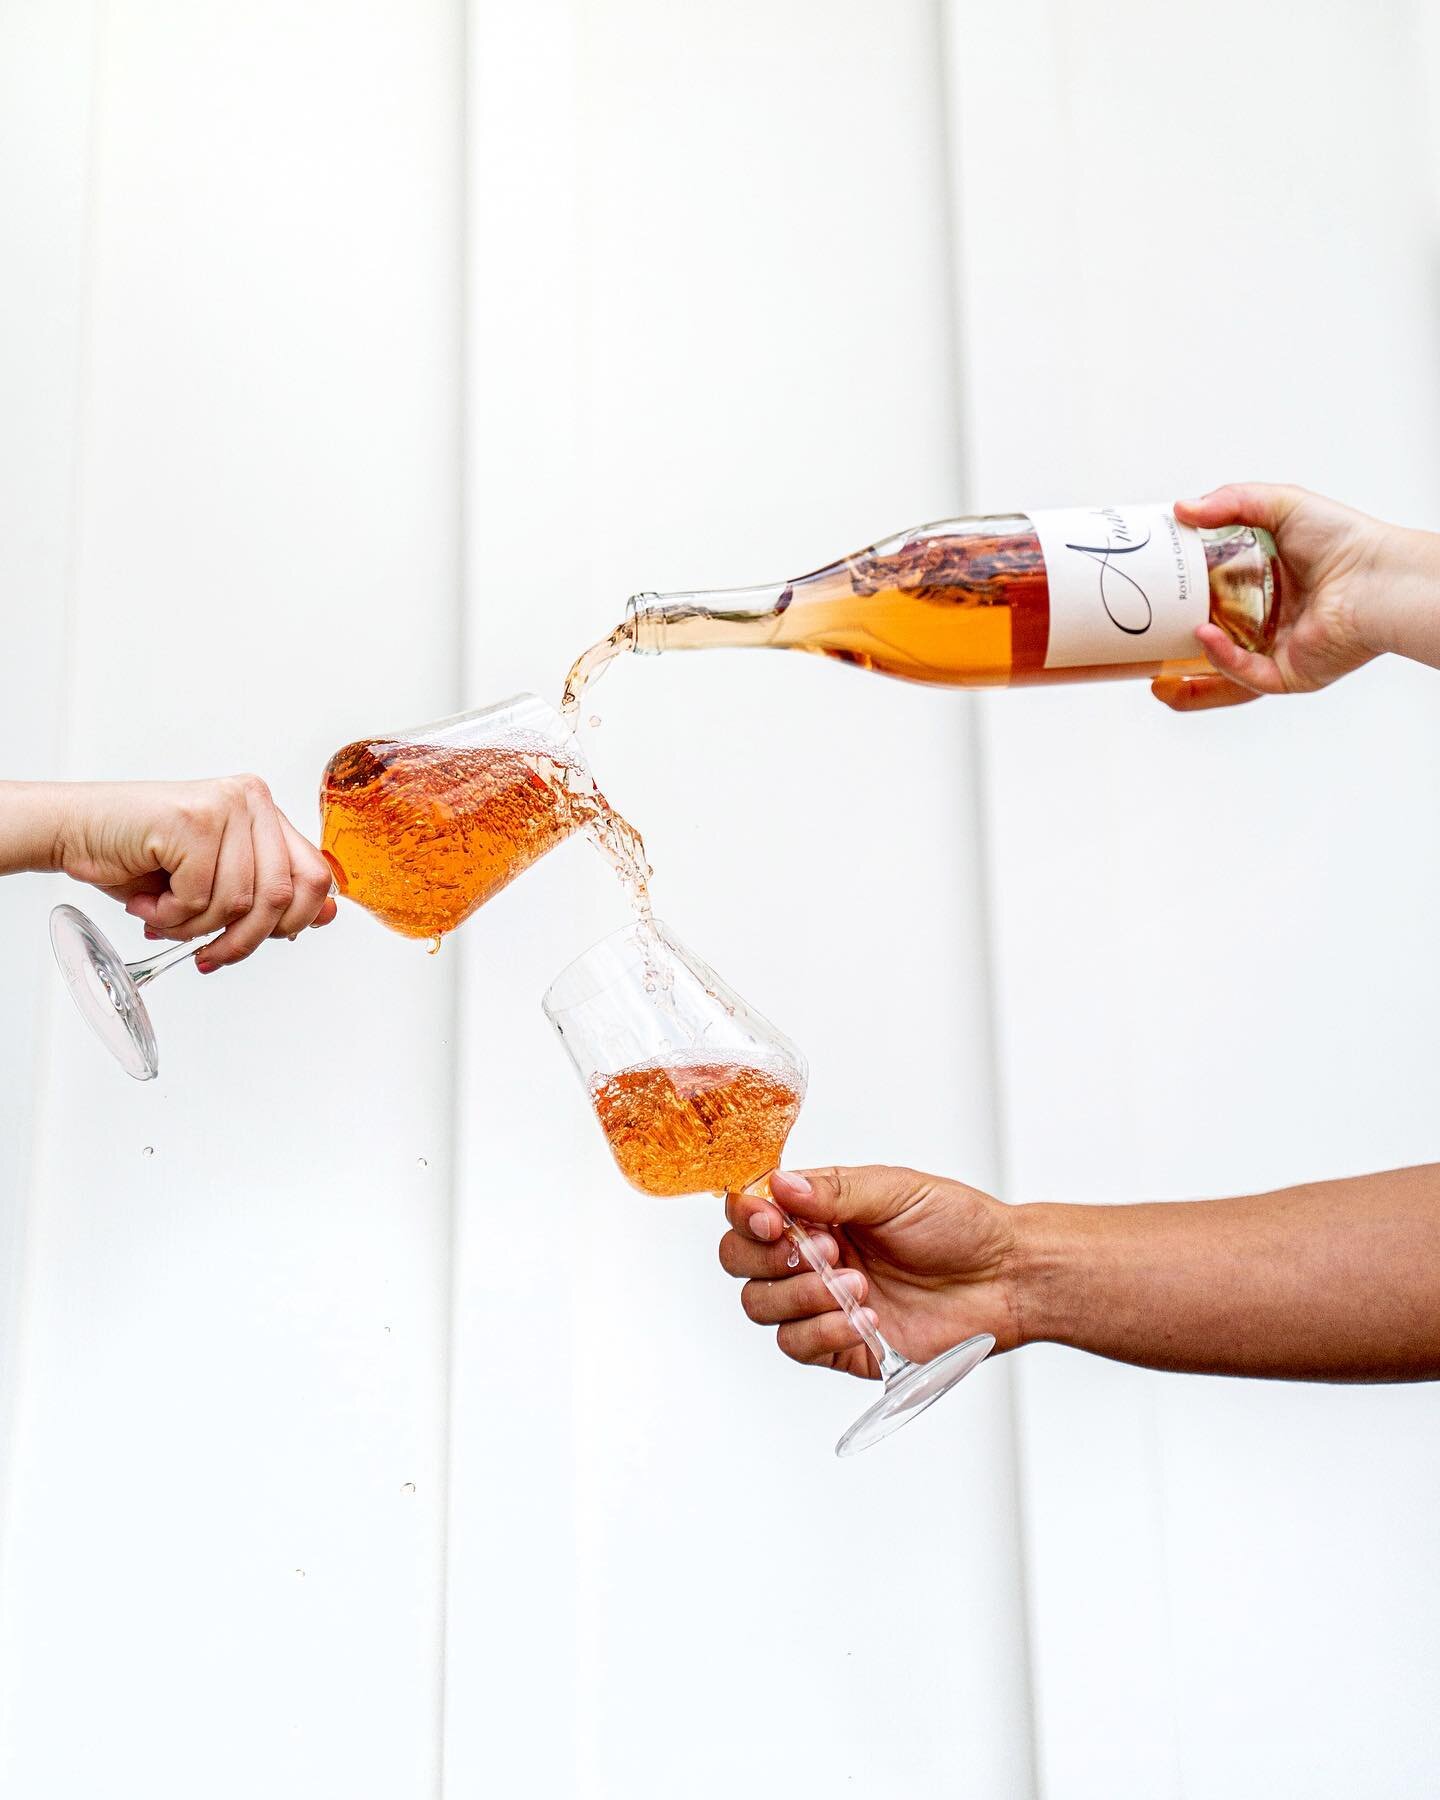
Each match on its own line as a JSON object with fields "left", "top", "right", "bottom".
{"left": 1062, "top": 508, "right": 1153, "bottom": 634}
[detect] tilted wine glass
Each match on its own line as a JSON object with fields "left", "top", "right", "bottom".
{"left": 52, "top": 692, "right": 632, "bottom": 1080}
{"left": 542, "top": 918, "right": 995, "bottom": 1456}
{"left": 317, "top": 690, "right": 647, "bottom": 942}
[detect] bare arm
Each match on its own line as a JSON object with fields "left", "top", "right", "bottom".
{"left": 1018, "top": 1164, "right": 1440, "bottom": 1381}
{"left": 721, "top": 1162, "right": 1440, "bottom": 1384}
{"left": 0, "top": 781, "right": 68, "bottom": 875}
{"left": 1352, "top": 524, "right": 1440, "bottom": 672}
{"left": 0, "top": 777, "right": 336, "bottom": 965}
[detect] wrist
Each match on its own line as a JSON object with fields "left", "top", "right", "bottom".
{"left": 1007, "top": 1200, "right": 1092, "bottom": 1350}
{"left": 0, "top": 782, "right": 72, "bottom": 876}
{"left": 1350, "top": 522, "right": 1440, "bottom": 661}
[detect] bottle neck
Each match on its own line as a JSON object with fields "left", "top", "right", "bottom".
{"left": 626, "top": 582, "right": 791, "bottom": 655}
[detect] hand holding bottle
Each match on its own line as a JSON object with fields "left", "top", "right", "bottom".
{"left": 719, "top": 1165, "right": 1022, "bottom": 1376}
{"left": 1, "top": 776, "right": 337, "bottom": 968}
{"left": 1154, "top": 483, "right": 1440, "bottom": 711}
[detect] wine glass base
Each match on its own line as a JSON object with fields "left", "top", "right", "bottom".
{"left": 834, "top": 1332, "right": 995, "bottom": 1458}
{"left": 49, "top": 903, "right": 159, "bottom": 1081}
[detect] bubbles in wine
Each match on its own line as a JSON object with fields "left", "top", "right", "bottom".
{"left": 320, "top": 727, "right": 651, "bottom": 941}
{"left": 589, "top": 1054, "right": 804, "bottom": 1197}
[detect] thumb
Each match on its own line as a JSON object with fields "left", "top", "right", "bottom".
{"left": 771, "top": 1165, "right": 919, "bottom": 1228}
{"left": 1174, "top": 481, "right": 1304, "bottom": 536}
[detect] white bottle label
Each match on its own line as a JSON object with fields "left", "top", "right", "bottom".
{"left": 1029, "top": 503, "right": 1208, "bottom": 669}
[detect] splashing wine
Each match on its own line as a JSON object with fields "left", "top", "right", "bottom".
{"left": 320, "top": 696, "right": 650, "bottom": 942}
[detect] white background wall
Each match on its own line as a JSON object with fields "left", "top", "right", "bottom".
{"left": 950, "top": 4, "right": 1440, "bottom": 1794}
{"left": 1, "top": 3, "right": 1437, "bottom": 1797}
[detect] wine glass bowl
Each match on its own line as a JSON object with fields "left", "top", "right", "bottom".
{"left": 318, "top": 692, "right": 595, "bottom": 943}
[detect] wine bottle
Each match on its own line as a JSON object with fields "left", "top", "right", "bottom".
{"left": 562, "top": 505, "right": 1278, "bottom": 704}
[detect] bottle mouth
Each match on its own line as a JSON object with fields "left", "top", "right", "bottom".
{"left": 626, "top": 592, "right": 662, "bottom": 654}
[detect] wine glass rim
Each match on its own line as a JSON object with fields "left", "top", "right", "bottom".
{"left": 541, "top": 917, "right": 682, "bottom": 1015}
{"left": 541, "top": 920, "right": 808, "bottom": 1087}
{"left": 378, "top": 690, "right": 570, "bottom": 746}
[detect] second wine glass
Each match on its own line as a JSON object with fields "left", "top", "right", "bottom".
{"left": 542, "top": 919, "right": 994, "bottom": 1456}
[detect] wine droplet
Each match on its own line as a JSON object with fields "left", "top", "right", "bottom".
{"left": 141, "top": 1145, "right": 154, "bottom": 1159}
{"left": 786, "top": 1248, "right": 800, "bottom": 1269}
{"left": 427, "top": 936, "right": 442, "bottom": 956}
{"left": 401, "top": 1481, "right": 416, "bottom": 1495}
{"left": 588, "top": 714, "right": 601, "bottom": 729}
{"left": 417, "top": 1156, "right": 428, "bottom": 1168}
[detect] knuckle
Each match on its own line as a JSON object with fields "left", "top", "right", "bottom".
{"left": 237, "top": 772, "right": 271, "bottom": 803}
{"left": 260, "top": 879, "right": 294, "bottom": 913}
{"left": 816, "top": 1166, "right": 847, "bottom": 1208}
{"left": 226, "top": 892, "right": 255, "bottom": 921}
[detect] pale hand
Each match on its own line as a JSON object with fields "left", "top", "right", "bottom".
{"left": 1153, "top": 484, "right": 1384, "bottom": 712}
{"left": 720, "top": 1165, "right": 1020, "bottom": 1378}
{"left": 50, "top": 777, "right": 336, "bottom": 969}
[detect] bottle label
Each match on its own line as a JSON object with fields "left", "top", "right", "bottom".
{"left": 1028, "top": 503, "right": 1208, "bottom": 669}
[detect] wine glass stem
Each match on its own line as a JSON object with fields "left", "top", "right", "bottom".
{"left": 772, "top": 1205, "right": 910, "bottom": 1383}
{"left": 124, "top": 937, "right": 214, "bottom": 989}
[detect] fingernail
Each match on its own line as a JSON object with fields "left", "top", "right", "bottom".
{"left": 772, "top": 1170, "right": 813, "bottom": 1199}
{"left": 195, "top": 959, "right": 217, "bottom": 975}
{"left": 749, "top": 1213, "right": 775, "bottom": 1241}
{"left": 143, "top": 927, "right": 161, "bottom": 941}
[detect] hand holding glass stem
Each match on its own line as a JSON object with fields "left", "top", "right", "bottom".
{"left": 1, "top": 775, "right": 336, "bottom": 1078}
{"left": 543, "top": 920, "right": 993, "bottom": 1456}
{"left": 723, "top": 1161, "right": 1440, "bottom": 1384}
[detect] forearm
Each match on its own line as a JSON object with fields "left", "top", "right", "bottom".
{"left": 0, "top": 782, "right": 69, "bottom": 876}
{"left": 1355, "top": 524, "right": 1440, "bottom": 671}
{"left": 1014, "top": 1163, "right": 1440, "bottom": 1381}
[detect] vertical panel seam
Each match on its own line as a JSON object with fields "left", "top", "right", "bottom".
{"left": 931, "top": 2, "right": 1042, "bottom": 1793}
{"left": 435, "top": 1, "right": 470, "bottom": 1794}
{"left": 0, "top": 0, "right": 107, "bottom": 1664}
